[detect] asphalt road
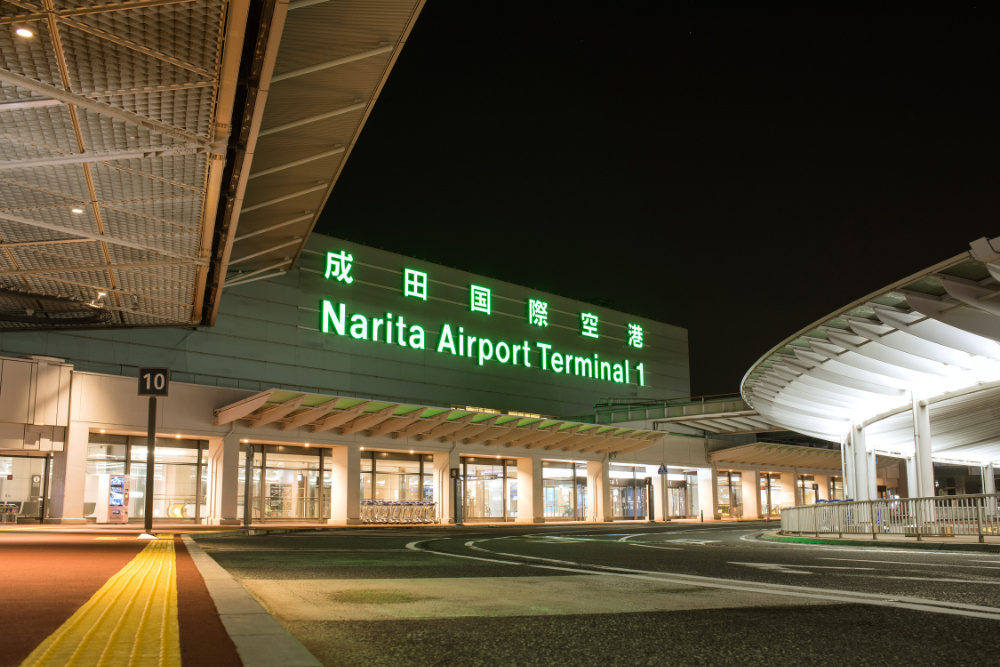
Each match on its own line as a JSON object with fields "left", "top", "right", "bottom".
{"left": 198, "top": 522, "right": 1000, "bottom": 666}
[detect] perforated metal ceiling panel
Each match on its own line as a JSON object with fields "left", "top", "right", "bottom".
{"left": 0, "top": 0, "right": 241, "bottom": 328}
{"left": 0, "top": 0, "right": 425, "bottom": 329}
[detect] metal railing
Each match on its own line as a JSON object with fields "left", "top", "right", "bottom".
{"left": 781, "top": 493, "right": 1000, "bottom": 543}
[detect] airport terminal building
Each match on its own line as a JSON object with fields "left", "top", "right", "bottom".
{"left": 0, "top": 233, "right": 722, "bottom": 525}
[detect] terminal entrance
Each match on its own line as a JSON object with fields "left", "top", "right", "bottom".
{"left": 462, "top": 457, "right": 517, "bottom": 521}
{"left": 611, "top": 465, "right": 648, "bottom": 520}
{"left": 240, "top": 444, "right": 333, "bottom": 522}
{"left": 0, "top": 455, "right": 49, "bottom": 522}
{"left": 543, "top": 461, "right": 587, "bottom": 520}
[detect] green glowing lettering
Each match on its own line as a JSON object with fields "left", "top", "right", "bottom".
{"left": 478, "top": 338, "right": 494, "bottom": 366}
{"left": 437, "top": 324, "right": 457, "bottom": 354}
{"left": 349, "top": 314, "right": 368, "bottom": 340}
{"left": 522, "top": 342, "right": 531, "bottom": 367}
{"left": 624, "top": 359, "right": 630, "bottom": 384}
{"left": 321, "top": 301, "right": 345, "bottom": 335}
{"left": 372, "top": 318, "right": 384, "bottom": 342}
{"left": 386, "top": 313, "right": 394, "bottom": 344}
{"left": 512, "top": 343, "right": 521, "bottom": 365}
{"left": 466, "top": 335, "right": 477, "bottom": 357}
{"left": 574, "top": 356, "right": 593, "bottom": 377}
{"left": 636, "top": 362, "right": 645, "bottom": 387}
{"left": 496, "top": 341, "right": 511, "bottom": 363}
{"left": 552, "top": 351, "right": 564, "bottom": 373}
{"left": 395, "top": 316, "right": 407, "bottom": 347}
{"left": 600, "top": 361, "right": 612, "bottom": 381}
{"left": 613, "top": 363, "right": 624, "bottom": 383}
{"left": 536, "top": 342, "right": 551, "bottom": 370}
{"left": 409, "top": 325, "right": 425, "bottom": 349}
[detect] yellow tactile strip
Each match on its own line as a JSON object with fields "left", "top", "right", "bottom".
{"left": 20, "top": 536, "right": 180, "bottom": 667}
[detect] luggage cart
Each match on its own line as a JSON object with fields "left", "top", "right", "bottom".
{"left": 1, "top": 503, "right": 18, "bottom": 524}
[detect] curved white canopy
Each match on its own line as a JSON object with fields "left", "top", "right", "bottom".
{"left": 742, "top": 237, "right": 1000, "bottom": 466}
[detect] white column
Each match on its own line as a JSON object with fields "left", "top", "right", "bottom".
{"left": 433, "top": 450, "right": 460, "bottom": 523}
{"left": 852, "top": 424, "right": 872, "bottom": 502}
{"left": 741, "top": 469, "right": 760, "bottom": 518}
{"left": 518, "top": 457, "right": 544, "bottom": 523}
{"left": 842, "top": 433, "right": 855, "bottom": 499}
{"left": 208, "top": 433, "right": 240, "bottom": 524}
{"left": 983, "top": 464, "right": 996, "bottom": 495}
{"left": 905, "top": 456, "right": 920, "bottom": 498}
{"left": 698, "top": 467, "right": 718, "bottom": 520}
{"left": 587, "top": 460, "right": 612, "bottom": 522}
{"left": 47, "top": 417, "right": 89, "bottom": 524}
{"left": 911, "top": 396, "right": 934, "bottom": 497}
{"left": 815, "top": 475, "right": 829, "bottom": 501}
{"left": 659, "top": 472, "right": 670, "bottom": 520}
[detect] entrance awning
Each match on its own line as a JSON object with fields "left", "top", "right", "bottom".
{"left": 214, "top": 389, "right": 664, "bottom": 455}
{"left": 709, "top": 443, "right": 842, "bottom": 472}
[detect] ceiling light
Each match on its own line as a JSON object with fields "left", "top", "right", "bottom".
{"left": 99, "top": 429, "right": 106, "bottom": 433}
{"left": 71, "top": 208, "right": 84, "bottom": 214}
{"left": 175, "top": 434, "right": 181, "bottom": 439}
{"left": 15, "top": 28, "right": 33, "bottom": 38}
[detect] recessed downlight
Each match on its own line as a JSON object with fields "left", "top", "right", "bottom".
{"left": 71, "top": 207, "right": 84, "bottom": 214}
{"left": 15, "top": 28, "right": 33, "bottom": 38}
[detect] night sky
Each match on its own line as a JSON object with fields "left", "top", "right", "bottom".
{"left": 316, "top": 2, "right": 999, "bottom": 398}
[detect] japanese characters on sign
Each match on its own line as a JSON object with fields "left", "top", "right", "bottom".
{"left": 404, "top": 269, "right": 427, "bottom": 300}
{"left": 528, "top": 299, "right": 548, "bottom": 327}
{"left": 324, "top": 251, "right": 354, "bottom": 284}
{"left": 627, "top": 323, "right": 644, "bottom": 349}
{"left": 320, "top": 248, "right": 649, "bottom": 386}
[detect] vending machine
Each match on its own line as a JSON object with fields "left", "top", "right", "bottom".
{"left": 96, "top": 474, "right": 130, "bottom": 524}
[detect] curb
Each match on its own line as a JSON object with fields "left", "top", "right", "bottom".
{"left": 181, "top": 535, "right": 322, "bottom": 667}
{"left": 759, "top": 531, "right": 1000, "bottom": 553}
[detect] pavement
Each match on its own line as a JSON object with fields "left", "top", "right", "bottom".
{"left": 2, "top": 518, "right": 998, "bottom": 667}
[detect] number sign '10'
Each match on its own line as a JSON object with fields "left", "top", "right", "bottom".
{"left": 138, "top": 367, "right": 170, "bottom": 397}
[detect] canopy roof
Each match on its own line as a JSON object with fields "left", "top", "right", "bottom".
{"left": 0, "top": 0, "right": 424, "bottom": 329}
{"left": 214, "top": 389, "right": 665, "bottom": 456}
{"left": 742, "top": 236, "right": 1000, "bottom": 466}
{"left": 709, "top": 442, "right": 842, "bottom": 473}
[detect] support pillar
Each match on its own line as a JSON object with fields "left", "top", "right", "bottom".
{"left": 700, "top": 467, "right": 718, "bottom": 520}
{"left": 984, "top": 464, "right": 997, "bottom": 495}
{"left": 587, "top": 460, "right": 612, "bottom": 522}
{"left": 905, "top": 456, "right": 920, "bottom": 499}
{"left": 741, "top": 469, "right": 760, "bottom": 518}
{"left": 46, "top": 417, "right": 88, "bottom": 524}
{"left": 434, "top": 450, "right": 460, "bottom": 523}
{"left": 518, "top": 457, "right": 544, "bottom": 523}
{"left": 852, "top": 423, "right": 873, "bottom": 502}
{"left": 912, "top": 396, "right": 934, "bottom": 497}
{"left": 208, "top": 433, "right": 240, "bottom": 525}
{"left": 842, "top": 433, "right": 855, "bottom": 499}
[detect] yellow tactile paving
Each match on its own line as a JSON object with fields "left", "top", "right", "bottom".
{"left": 20, "top": 535, "right": 180, "bottom": 667}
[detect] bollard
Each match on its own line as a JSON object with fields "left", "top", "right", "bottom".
{"left": 700, "top": 509, "right": 704, "bottom": 523}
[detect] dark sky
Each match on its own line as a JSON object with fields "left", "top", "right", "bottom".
{"left": 316, "top": 2, "right": 999, "bottom": 397}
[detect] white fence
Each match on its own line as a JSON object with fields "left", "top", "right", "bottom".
{"left": 781, "top": 494, "right": 1000, "bottom": 543}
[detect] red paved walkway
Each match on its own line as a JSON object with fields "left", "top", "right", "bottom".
{"left": 0, "top": 528, "right": 241, "bottom": 667}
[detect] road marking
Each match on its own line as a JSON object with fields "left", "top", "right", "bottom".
{"left": 729, "top": 562, "right": 813, "bottom": 575}
{"left": 660, "top": 539, "right": 720, "bottom": 545}
{"left": 20, "top": 535, "right": 180, "bottom": 667}
{"left": 821, "top": 557, "right": 1000, "bottom": 570}
{"left": 626, "top": 543, "right": 683, "bottom": 551}
{"left": 425, "top": 538, "right": 1000, "bottom": 621}
{"left": 881, "top": 576, "right": 1000, "bottom": 585}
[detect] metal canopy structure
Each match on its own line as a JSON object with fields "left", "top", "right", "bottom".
{"left": 742, "top": 236, "right": 1000, "bottom": 466}
{"left": 656, "top": 409, "right": 779, "bottom": 436}
{"left": 0, "top": 0, "right": 425, "bottom": 329}
{"left": 709, "top": 443, "right": 842, "bottom": 473}
{"left": 214, "top": 389, "right": 666, "bottom": 456}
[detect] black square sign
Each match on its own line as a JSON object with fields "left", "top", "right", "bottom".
{"left": 138, "top": 367, "right": 170, "bottom": 397}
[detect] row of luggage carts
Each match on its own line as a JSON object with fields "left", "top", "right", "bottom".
{"left": 361, "top": 499, "right": 437, "bottom": 524}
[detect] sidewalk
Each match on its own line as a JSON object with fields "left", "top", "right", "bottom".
{"left": 0, "top": 524, "right": 317, "bottom": 667}
{"left": 762, "top": 530, "right": 1000, "bottom": 552}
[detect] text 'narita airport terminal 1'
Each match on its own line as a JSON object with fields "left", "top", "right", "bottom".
{"left": 319, "top": 250, "right": 647, "bottom": 387}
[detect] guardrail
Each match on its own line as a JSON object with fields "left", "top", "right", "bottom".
{"left": 781, "top": 493, "right": 1000, "bottom": 543}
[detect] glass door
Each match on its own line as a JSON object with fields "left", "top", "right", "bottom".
{"left": 0, "top": 456, "right": 48, "bottom": 521}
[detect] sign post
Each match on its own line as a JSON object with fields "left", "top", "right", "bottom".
{"left": 138, "top": 368, "right": 169, "bottom": 538}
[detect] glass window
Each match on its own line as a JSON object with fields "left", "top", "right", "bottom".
{"left": 463, "top": 458, "right": 517, "bottom": 521}
{"left": 0, "top": 456, "right": 47, "bottom": 520}
{"left": 542, "top": 461, "right": 587, "bottom": 520}
{"left": 360, "top": 451, "right": 433, "bottom": 502}
{"left": 611, "top": 466, "right": 647, "bottom": 519}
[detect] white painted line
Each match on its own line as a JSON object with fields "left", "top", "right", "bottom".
{"left": 627, "top": 543, "right": 683, "bottom": 551}
{"left": 821, "top": 557, "right": 1000, "bottom": 570}
{"left": 427, "top": 539, "right": 1000, "bottom": 620}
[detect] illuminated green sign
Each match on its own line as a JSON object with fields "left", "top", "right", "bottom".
{"left": 321, "top": 251, "right": 647, "bottom": 387}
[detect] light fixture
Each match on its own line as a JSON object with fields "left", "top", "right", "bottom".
{"left": 71, "top": 207, "right": 83, "bottom": 214}
{"left": 175, "top": 434, "right": 181, "bottom": 439}
{"left": 99, "top": 429, "right": 106, "bottom": 433}
{"left": 304, "top": 443, "right": 310, "bottom": 447}
{"left": 15, "top": 27, "right": 33, "bottom": 38}
{"left": 241, "top": 439, "right": 248, "bottom": 443}
{"left": 360, "top": 446, "right": 364, "bottom": 451}
{"left": 409, "top": 450, "right": 414, "bottom": 454}
{"left": 89, "top": 290, "right": 107, "bottom": 308}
